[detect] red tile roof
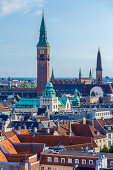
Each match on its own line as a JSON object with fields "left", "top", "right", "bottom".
{"left": 1, "top": 139, "right": 17, "bottom": 154}
{"left": 71, "top": 123, "right": 106, "bottom": 139}
{"left": 36, "top": 116, "right": 48, "bottom": 121}
{"left": 3, "top": 130, "right": 15, "bottom": 138}
{"left": 14, "top": 143, "right": 44, "bottom": 155}
{"left": 0, "top": 149, "right": 8, "bottom": 162}
{"left": 16, "top": 134, "right": 96, "bottom": 148}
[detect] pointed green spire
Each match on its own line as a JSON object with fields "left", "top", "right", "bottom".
{"left": 79, "top": 68, "right": 82, "bottom": 78}
{"left": 37, "top": 11, "right": 49, "bottom": 47}
{"left": 51, "top": 67, "right": 55, "bottom": 79}
{"left": 89, "top": 68, "right": 92, "bottom": 78}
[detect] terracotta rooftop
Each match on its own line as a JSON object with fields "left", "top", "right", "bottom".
{"left": 98, "top": 118, "right": 113, "bottom": 127}
{"left": 36, "top": 116, "right": 48, "bottom": 121}
{"left": 57, "top": 123, "right": 75, "bottom": 136}
{"left": 0, "top": 149, "right": 8, "bottom": 162}
{"left": 15, "top": 129, "right": 30, "bottom": 135}
{"left": 6, "top": 154, "right": 31, "bottom": 162}
{"left": 14, "top": 143, "right": 44, "bottom": 155}
{"left": 71, "top": 123, "right": 106, "bottom": 139}
{"left": 16, "top": 134, "right": 96, "bottom": 148}
{"left": 3, "top": 130, "right": 15, "bottom": 138}
{"left": 1, "top": 139, "right": 17, "bottom": 154}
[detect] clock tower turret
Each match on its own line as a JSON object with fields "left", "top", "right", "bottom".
{"left": 37, "top": 12, "right": 50, "bottom": 96}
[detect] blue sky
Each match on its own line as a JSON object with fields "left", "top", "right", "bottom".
{"left": 0, "top": 0, "right": 113, "bottom": 78}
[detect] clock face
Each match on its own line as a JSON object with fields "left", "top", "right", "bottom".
{"left": 40, "top": 50, "right": 44, "bottom": 54}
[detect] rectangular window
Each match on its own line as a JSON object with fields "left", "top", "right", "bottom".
{"left": 54, "top": 157, "right": 59, "bottom": 163}
{"left": 68, "top": 158, "right": 73, "bottom": 164}
{"left": 75, "top": 159, "right": 79, "bottom": 164}
{"left": 108, "top": 134, "right": 111, "bottom": 139}
{"left": 82, "top": 159, "right": 87, "bottom": 165}
{"left": 61, "top": 158, "right": 65, "bottom": 163}
{"left": 47, "top": 157, "right": 52, "bottom": 163}
{"left": 41, "top": 167, "right": 44, "bottom": 170}
{"left": 108, "top": 141, "right": 111, "bottom": 148}
{"left": 110, "top": 161, "right": 113, "bottom": 167}
{"left": 89, "top": 160, "right": 94, "bottom": 165}
{"left": 48, "top": 168, "right": 51, "bottom": 170}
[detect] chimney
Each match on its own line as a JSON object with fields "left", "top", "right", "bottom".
{"left": 46, "top": 128, "right": 50, "bottom": 134}
{"left": 69, "top": 121, "right": 72, "bottom": 138}
{"left": 38, "top": 123, "right": 41, "bottom": 130}
{"left": 91, "top": 119, "right": 94, "bottom": 128}
{"left": 63, "top": 120, "right": 66, "bottom": 124}
{"left": 56, "top": 121, "right": 59, "bottom": 130}
{"left": 48, "top": 121, "right": 51, "bottom": 127}
{"left": 82, "top": 117, "right": 86, "bottom": 125}
{"left": 18, "top": 126, "right": 21, "bottom": 130}
{"left": 33, "top": 127, "right": 37, "bottom": 133}
{"left": 24, "top": 124, "right": 27, "bottom": 129}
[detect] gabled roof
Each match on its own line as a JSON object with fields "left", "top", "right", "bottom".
{"left": 14, "top": 143, "right": 44, "bottom": 155}
{"left": 58, "top": 97, "right": 68, "bottom": 107}
{"left": 16, "top": 134, "right": 96, "bottom": 148}
{"left": 57, "top": 124, "right": 75, "bottom": 136}
{"left": 71, "top": 123, "right": 105, "bottom": 139}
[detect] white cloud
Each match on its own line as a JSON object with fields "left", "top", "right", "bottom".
{"left": 0, "top": 0, "right": 44, "bottom": 17}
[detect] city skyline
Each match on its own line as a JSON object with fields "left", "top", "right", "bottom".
{"left": 0, "top": 0, "right": 113, "bottom": 78}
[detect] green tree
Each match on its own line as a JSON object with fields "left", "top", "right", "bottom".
{"left": 109, "top": 144, "right": 113, "bottom": 153}
{"left": 100, "top": 144, "right": 109, "bottom": 153}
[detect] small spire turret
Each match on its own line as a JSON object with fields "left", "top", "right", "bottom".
{"left": 89, "top": 69, "right": 92, "bottom": 78}
{"left": 79, "top": 68, "right": 82, "bottom": 79}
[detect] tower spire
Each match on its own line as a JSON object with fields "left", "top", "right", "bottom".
{"left": 96, "top": 47, "right": 102, "bottom": 71}
{"left": 96, "top": 48, "right": 102, "bottom": 84}
{"left": 79, "top": 68, "right": 82, "bottom": 79}
{"left": 89, "top": 68, "right": 92, "bottom": 78}
{"left": 37, "top": 11, "right": 49, "bottom": 47}
{"left": 51, "top": 67, "right": 55, "bottom": 79}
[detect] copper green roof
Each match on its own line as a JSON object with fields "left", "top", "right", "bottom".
{"left": 37, "top": 12, "right": 49, "bottom": 47}
{"left": 42, "top": 82, "right": 56, "bottom": 97}
{"left": 12, "top": 98, "right": 40, "bottom": 108}
{"left": 46, "top": 82, "right": 53, "bottom": 88}
{"left": 72, "top": 88, "right": 80, "bottom": 107}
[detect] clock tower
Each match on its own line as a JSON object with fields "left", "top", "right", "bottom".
{"left": 96, "top": 48, "right": 102, "bottom": 84}
{"left": 37, "top": 12, "right": 50, "bottom": 96}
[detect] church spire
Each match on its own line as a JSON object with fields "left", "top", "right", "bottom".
{"left": 79, "top": 68, "right": 82, "bottom": 79}
{"left": 96, "top": 48, "right": 102, "bottom": 71}
{"left": 37, "top": 11, "right": 49, "bottom": 47}
{"left": 89, "top": 68, "right": 92, "bottom": 78}
{"left": 51, "top": 67, "right": 55, "bottom": 79}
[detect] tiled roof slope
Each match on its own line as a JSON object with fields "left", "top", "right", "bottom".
{"left": 16, "top": 134, "right": 96, "bottom": 147}
{"left": 0, "top": 149, "right": 8, "bottom": 162}
{"left": 71, "top": 123, "right": 106, "bottom": 139}
{"left": 14, "top": 143, "right": 44, "bottom": 155}
{"left": 1, "top": 139, "right": 17, "bottom": 154}
{"left": 15, "top": 129, "right": 30, "bottom": 135}
{"left": 9, "top": 135, "right": 21, "bottom": 143}
{"left": 3, "top": 130, "right": 15, "bottom": 138}
{"left": 6, "top": 154, "right": 31, "bottom": 162}
{"left": 57, "top": 124, "right": 75, "bottom": 136}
